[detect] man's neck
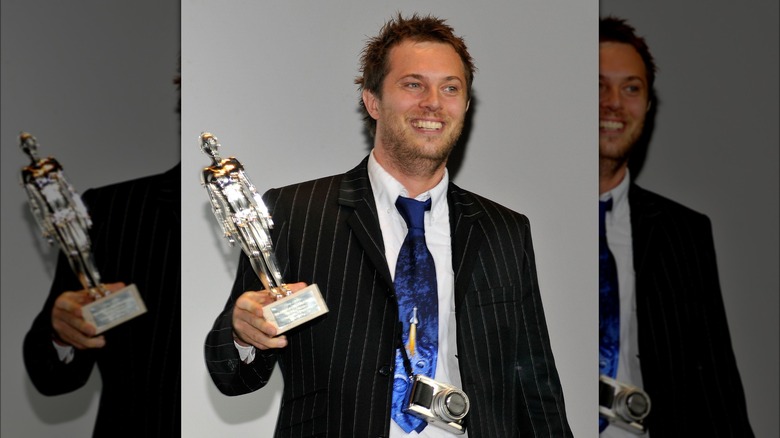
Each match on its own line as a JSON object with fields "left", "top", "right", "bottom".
{"left": 373, "top": 148, "right": 447, "bottom": 198}
{"left": 600, "top": 161, "right": 628, "bottom": 195}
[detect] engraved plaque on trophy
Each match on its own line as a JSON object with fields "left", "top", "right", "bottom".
{"left": 199, "top": 132, "right": 328, "bottom": 334}
{"left": 19, "top": 132, "right": 147, "bottom": 334}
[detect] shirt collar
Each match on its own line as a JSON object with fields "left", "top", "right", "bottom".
{"left": 600, "top": 168, "right": 630, "bottom": 209}
{"left": 367, "top": 150, "right": 449, "bottom": 221}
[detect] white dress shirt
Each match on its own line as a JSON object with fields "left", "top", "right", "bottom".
{"left": 600, "top": 171, "right": 648, "bottom": 438}
{"left": 368, "top": 152, "right": 465, "bottom": 438}
{"left": 53, "top": 340, "right": 75, "bottom": 364}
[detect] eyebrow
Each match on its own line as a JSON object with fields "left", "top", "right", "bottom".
{"left": 401, "top": 73, "right": 465, "bottom": 84}
{"left": 599, "top": 74, "right": 646, "bottom": 83}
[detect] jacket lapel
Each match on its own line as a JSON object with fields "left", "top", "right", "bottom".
{"left": 628, "top": 183, "right": 662, "bottom": 277}
{"left": 338, "top": 158, "right": 394, "bottom": 291}
{"left": 448, "top": 183, "right": 485, "bottom": 310}
{"left": 337, "top": 159, "right": 488, "bottom": 303}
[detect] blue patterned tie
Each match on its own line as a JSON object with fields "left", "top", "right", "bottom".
{"left": 392, "top": 196, "right": 438, "bottom": 433}
{"left": 599, "top": 199, "right": 620, "bottom": 432}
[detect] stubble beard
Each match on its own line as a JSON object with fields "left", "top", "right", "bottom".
{"left": 379, "top": 115, "right": 463, "bottom": 178}
{"left": 599, "top": 115, "right": 644, "bottom": 178}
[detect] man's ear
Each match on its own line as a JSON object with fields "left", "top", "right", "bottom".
{"left": 362, "top": 89, "right": 380, "bottom": 120}
{"left": 466, "top": 99, "right": 470, "bottom": 112}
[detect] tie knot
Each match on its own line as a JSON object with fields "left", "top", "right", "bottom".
{"left": 396, "top": 196, "right": 431, "bottom": 231}
{"left": 599, "top": 199, "right": 613, "bottom": 237}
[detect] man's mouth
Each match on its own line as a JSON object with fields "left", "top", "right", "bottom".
{"left": 412, "top": 120, "right": 443, "bottom": 131}
{"left": 599, "top": 120, "right": 624, "bottom": 131}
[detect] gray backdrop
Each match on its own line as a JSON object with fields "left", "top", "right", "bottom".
{"left": 0, "top": 1, "right": 180, "bottom": 437}
{"left": 601, "top": 1, "right": 779, "bottom": 437}
{"left": 182, "top": 1, "right": 597, "bottom": 436}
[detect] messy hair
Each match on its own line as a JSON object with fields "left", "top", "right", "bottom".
{"left": 356, "top": 13, "right": 476, "bottom": 137}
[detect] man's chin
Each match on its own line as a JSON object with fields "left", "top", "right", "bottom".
{"left": 417, "top": 141, "right": 456, "bottom": 161}
{"left": 599, "top": 139, "right": 633, "bottom": 158}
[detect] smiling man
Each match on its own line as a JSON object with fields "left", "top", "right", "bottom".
{"left": 363, "top": 39, "right": 469, "bottom": 194}
{"left": 598, "top": 17, "right": 753, "bottom": 436}
{"left": 598, "top": 39, "right": 649, "bottom": 194}
{"left": 205, "top": 13, "right": 571, "bottom": 437}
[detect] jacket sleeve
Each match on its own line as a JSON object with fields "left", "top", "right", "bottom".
{"left": 23, "top": 251, "right": 98, "bottom": 396}
{"left": 204, "top": 251, "right": 280, "bottom": 396}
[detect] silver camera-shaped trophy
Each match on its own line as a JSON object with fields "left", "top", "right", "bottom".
{"left": 599, "top": 374, "right": 651, "bottom": 434}
{"left": 199, "top": 132, "right": 328, "bottom": 334}
{"left": 19, "top": 132, "right": 146, "bottom": 334}
{"left": 406, "top": 374, "right": 470, "bottom": 434}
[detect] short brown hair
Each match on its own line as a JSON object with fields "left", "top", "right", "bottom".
{"left": 356, "top": 13, "right": 476, "bottom": 137}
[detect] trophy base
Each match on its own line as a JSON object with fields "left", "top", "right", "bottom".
{"left": 263, "top": 284, "right": 328, "bottom": 334}
{"left": 82, "top": 284, "right": 147, "bottom": 334}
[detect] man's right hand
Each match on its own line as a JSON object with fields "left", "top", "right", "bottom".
{"left": 51, "top": 282, "right": 125, "bottom": 350}
{"left": 232, "top": 282, "right": 308, "bottom": 350}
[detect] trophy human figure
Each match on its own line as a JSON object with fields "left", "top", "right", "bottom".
{"left": 19, "top": 132, "right": 146, "bottom": 334}
{"left": 20, "top": 132, "right": 108, "bottom": 300}
{"left": 199, "top": 132, "right": 327, "bottom": 333}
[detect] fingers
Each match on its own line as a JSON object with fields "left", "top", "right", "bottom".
{"left": 102, "top": 282, "right": 127, "bottom": 293}
{"left": 285, "top": 282, "right": 308, "bottom": 293}
{"left": 231, "top": 282, "right": 310, "bottom": 350}
{"left": 233, "top": 290, "right": 287, "bottom": 350}
{"left": 51, "top": 290, "right": 106, "bottom": 350}
{"left": 52, "top": 315, "right": 106, "bottom": 349}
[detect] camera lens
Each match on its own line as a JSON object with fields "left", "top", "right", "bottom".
{"left": 614, "top": 388, "right": 650, "bottom": 422}
{"left": 432, "top": 388, "right": 470, "bottom": 422}
{"left": 445, "top": 392, "right": 468, "bottom": 417}
{"left": 625, "top": 393, "right": 649, "bottom": 418}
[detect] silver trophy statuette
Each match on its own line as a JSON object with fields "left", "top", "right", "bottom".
{"left": 19, "top": 132, "right": 146, "bottom": 334}
{"left": 199, "top": 132, "right": 328, "bottom": 334}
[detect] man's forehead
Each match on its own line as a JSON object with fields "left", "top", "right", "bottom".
{"left": 387, "top": 40, "right": 466, "bottom": 78}
{"left": 599, "top": 41, "right": 647, "bottom": 81}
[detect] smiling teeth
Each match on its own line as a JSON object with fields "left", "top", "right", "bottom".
{"left": 600, "top": 120, "right": 624, "bottom": 130}
{"left": 414, "top": 120, "right": 442, "bottom": 130}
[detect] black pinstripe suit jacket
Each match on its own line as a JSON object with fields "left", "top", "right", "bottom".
{"left": 629, "top": 184, "right": 753, "bottom": 436}
{"left": 23, "top": 164, "right": 181, "bottom": 438}
{"left": 205, "top": 157, "right": 571, "bottom": 437}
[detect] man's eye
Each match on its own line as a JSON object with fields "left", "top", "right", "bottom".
{"left": 405, "top": 82, "right": 421, "bottom": 89}
{"left": 443, "top": 85, "right": 459, "bottom": 94}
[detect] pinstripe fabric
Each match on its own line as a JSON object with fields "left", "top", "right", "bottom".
{"left": 205, "top": 158, "right": 571, "bottom": 437}
{"left": 629, "top": 184, "right": 753, "bottom": 436}
{"left": 23, "top": 164, "right": 181, "bottom": 438}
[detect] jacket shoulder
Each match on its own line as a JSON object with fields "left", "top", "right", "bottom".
{"left": 629, "top": 184, "right": 710, "bottom": 224}
{"left": 82, "top": 164, "right": 178, "bottom": 201}
{"left": 263, "top": 158, "right": 369, "bottom": 208}
{"left": 448, "top": 182, "right": 530, "bottom": 225}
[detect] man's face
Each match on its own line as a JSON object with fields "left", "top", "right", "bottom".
{"left": 599, "top": 41, "right": 650, "bottom": 164}
{"left": 364, "top": 40, "right": 469, "bottom": 173}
